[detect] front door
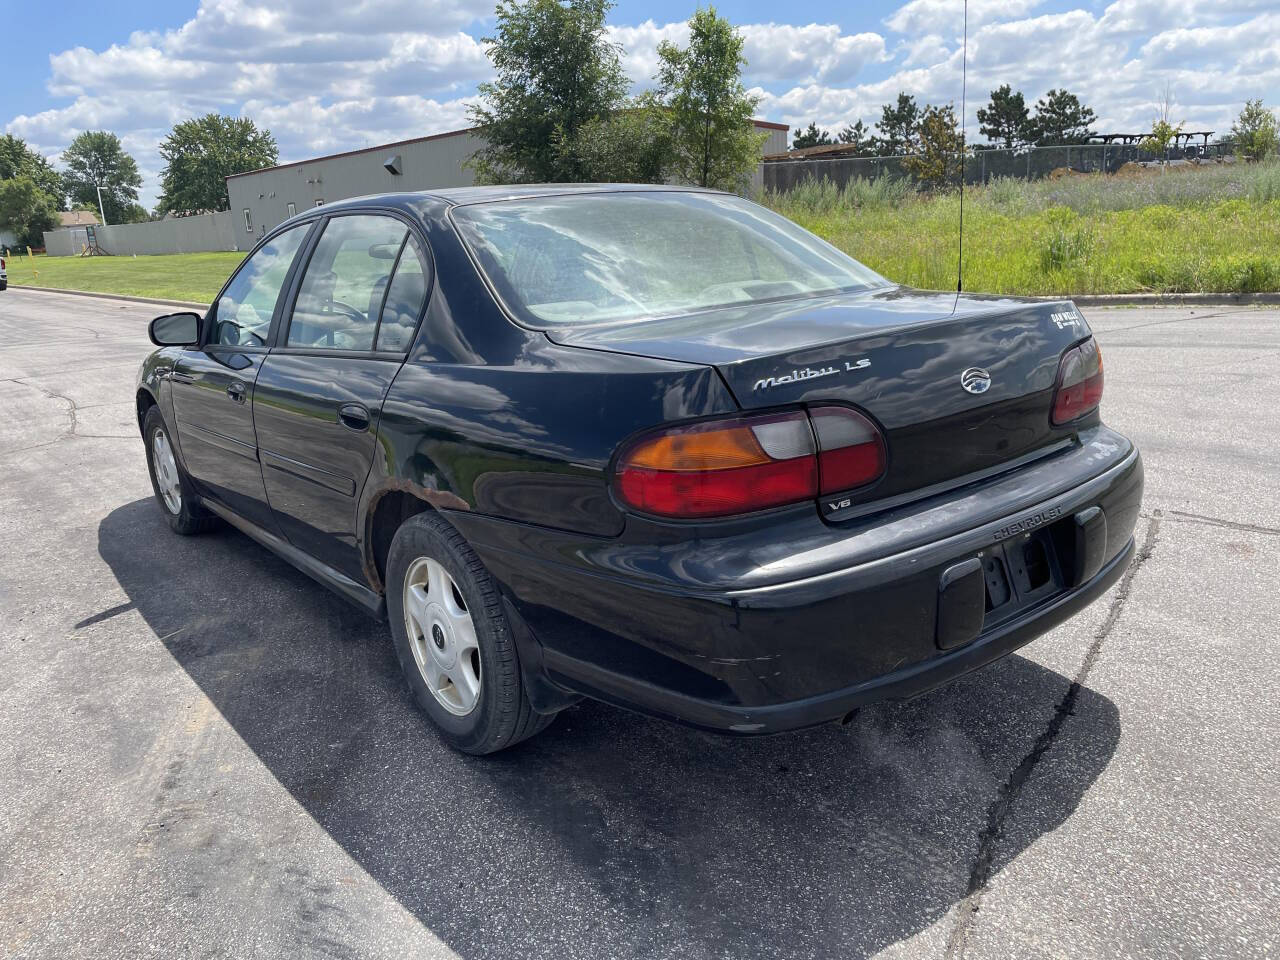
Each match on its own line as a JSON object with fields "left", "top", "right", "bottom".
{"left": 170, "top": 223, "right": 311, "bottom": 531}
{"left": 253, "top": 214, "right": 431, "bottom": 582}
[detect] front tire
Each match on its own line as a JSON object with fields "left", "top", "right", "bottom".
{"left": 142, "top": 405, "right": 216, "bottom": 535}
{"left": 387, "top": 511, "right": 553, "bottom": 754}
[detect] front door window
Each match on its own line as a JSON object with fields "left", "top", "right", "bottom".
{"left": 213, "top": 224, "right": 309, "bottom": 346}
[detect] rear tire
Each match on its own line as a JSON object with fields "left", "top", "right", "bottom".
{"left": 386, "top": 511, "right": 553, "bottom": 754}
{"left": 143, "top": 405, "right": 217, "bottom": 536}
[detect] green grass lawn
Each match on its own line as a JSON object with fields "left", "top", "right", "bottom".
{"left": 5, "top": 162, "right": 1279, "bottom": 300}
{"left": 5, "top": 250, "right": 245, "bottom": 302}
{"left": 763, "top": 161, "right": 1280, "bottom": 295}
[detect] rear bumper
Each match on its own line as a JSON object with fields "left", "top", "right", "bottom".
{"left": 449, "top": 427, "right": 1143, "bottom": 733}
{"left": 541, "top": 535, "right": 1133, "bottom": 732}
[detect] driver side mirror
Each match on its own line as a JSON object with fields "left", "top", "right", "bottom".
{"left": 149, "top": 311, "right": 202, "bottom": 347}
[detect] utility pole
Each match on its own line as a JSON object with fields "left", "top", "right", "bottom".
{"left": 95, "top": 184, "right": 108, "bottom": 226}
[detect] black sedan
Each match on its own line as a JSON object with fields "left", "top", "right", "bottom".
{"left": 137, "top": 185, "right": 1142, "bottom": 754}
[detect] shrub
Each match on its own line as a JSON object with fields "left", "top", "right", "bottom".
{"left": 1140, "top": 204, "right": 1179, "bottom": 230}
{"left": 981, "top": 176, "right": 1032, "bottom": 214}
{"left": 1204, "top": 256, "right": 1280, "bottom": 293}
{"left": 1038, "top": 208, "right": 1095, "bottom": 273}
{"left": 1247, "top": 161, "right": 1280, "bottom": 203}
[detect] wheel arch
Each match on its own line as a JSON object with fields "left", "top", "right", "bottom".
{"left": 136, "top": 387, "right": 158, "bottom": 435}
{"left": 366, "top": 484, "right": 580, "bottom": 718}
{"left": 361, "top": 481, "right": 471, "bottom": 594}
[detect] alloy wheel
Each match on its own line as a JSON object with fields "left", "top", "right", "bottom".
{"left": 152, "top": 428, "right": 182, "bottom": 514}
{"left": 402, "top": 556, "right": 482, "bottom": 716}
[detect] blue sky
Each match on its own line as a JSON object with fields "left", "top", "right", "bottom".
{"left": 6, "top": 0, "right": 1278, "bottom": 207}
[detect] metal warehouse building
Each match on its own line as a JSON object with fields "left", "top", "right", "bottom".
{"left": 226, "top": 120, "right": 789, "bottom": 241}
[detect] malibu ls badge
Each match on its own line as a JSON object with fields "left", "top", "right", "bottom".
{"left": 753, "top": 357, "right": 871, "bottom": 392}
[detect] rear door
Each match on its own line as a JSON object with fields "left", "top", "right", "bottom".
{"left": 170, "top": 222, "right": 312, "bottom": 531}
{"left": 253, "top": 212, "right": 431, "bottom": 581}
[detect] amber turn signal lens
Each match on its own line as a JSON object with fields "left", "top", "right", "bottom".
{"left": 623, "top": 425, "right": 773, "bottom": 472}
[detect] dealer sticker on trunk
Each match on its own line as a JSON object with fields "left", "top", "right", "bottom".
{"left": 1050, "top": 307, "right": 1084, "bottom": 331}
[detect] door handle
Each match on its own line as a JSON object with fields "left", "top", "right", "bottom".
{"left": 338, "top": 403, "right": 371, "bottom": 431}
{"left": 170, "top": 371, "right": 195, "bottom": 384}
{"left": 226, "top": 381, "right": 247, "bottom": 403}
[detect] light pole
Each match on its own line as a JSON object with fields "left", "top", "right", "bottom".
{"left": 95, "top": 183, "right": 108, "bottom": 226}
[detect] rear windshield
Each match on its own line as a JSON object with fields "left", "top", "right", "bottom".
{"left": 451, "top": 191, "right": 888, "bottom": 327}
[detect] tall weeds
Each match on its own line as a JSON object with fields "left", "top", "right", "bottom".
{"left": 762, "top": 162, "right": 1280, "bottom": 295}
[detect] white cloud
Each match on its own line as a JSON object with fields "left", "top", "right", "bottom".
{"left": 739, "top": 25, "right": 889, "bottom": 86}
{"left": 609, "top": 21, "right": 689, "bottom": 85}
{"left": 4, "top": 0, "right": 1278, "bottom": 206}
{"left": 1140, "top": 13, "right": 1280, "bottom": 70}
{"left": 900, "top": 34, "right": 952, "bottom": 68}
{"left": 611, "top": 21, "right": 889, "bottom": 89}
{"left": 1098, "top": 0, "right": 1273, "bottom": 34}
{"left": 884, "top": 0, "right": 1045, "bottom": 36}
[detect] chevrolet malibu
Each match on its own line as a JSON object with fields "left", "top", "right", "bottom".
{"left": 137, "top": 185, "right": 1142, "bottom": 754}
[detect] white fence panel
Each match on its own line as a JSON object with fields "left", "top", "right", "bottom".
{"left": 42, "top": 211, "right": 241, "bottom": 257}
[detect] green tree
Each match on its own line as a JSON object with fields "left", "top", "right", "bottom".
{"left": 567, "top": 93, "right": 673, "bottom": 182}
{"left": 875, "top": 93, "right": 920, "bottom": 156}
{"left": 903, "top": 103, "right": 964, "bottom": 189}
{"left": 976, "top": 84, "right": 1031, "bottom": 149}
{"left": 1140, "top": 119, "right": 1182, "bottom": 167}
{"left": 467, "top": 0, "right": 629, "bottom": 183}
{"left": 792, "top": 122, "right": 832, "bottom": 149}
{"left": 837, "top": 119, "right": 871, "bottom": 154}
{"left": 0, "top": 134, "right": 65, "bottom": 206}
{"left": 0, "top": 176, "right": 59, "bottom": 248}
{"left": 60, "top": 131, "right": 143, "bottom": 224}
{"left": 1140, "top": 89, "right": 1183, "bottom": 169}
{"left": 158, "top": 114, "right": 279, "bottom": 215}
{"left": 1231, "top": 99, "right": 1279, "bottom": 162}
{"left": 1029, "top": 89, "right": 1096, "bottom": 145}
{"left": 120, "top": 203, "right": 151, "bottom": 223}
{"left": 656, "top": 7, "right": 764, "bottom": 190}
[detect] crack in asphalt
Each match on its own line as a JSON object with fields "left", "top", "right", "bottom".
{"left": 1155, "top": 509, "right": 1280, "bottom": 538}
{"left": 11, "top": 377, "right": 79, "bottom": 440}
{"left": 1097, "top": 308, "right": 1256, "bottom": 334}
{"left": 0, "top": 378, "right": 135, "bottom": 458}
{"left": 944, "top": 511, "right": 1163, "bottom": 959}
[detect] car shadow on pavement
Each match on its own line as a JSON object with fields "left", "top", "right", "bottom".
{"left": 99, "top": 499, "right": 1120, "bottom": 960}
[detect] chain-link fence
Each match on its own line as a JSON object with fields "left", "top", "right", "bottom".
{"left": 761, "top": 141, "right": 1240, "bottom": 193}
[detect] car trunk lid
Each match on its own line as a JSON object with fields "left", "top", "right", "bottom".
{"left": 548, "top": 286, "right": 1094, "bottom": 515}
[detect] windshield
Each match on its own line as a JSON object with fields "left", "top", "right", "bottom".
{"left": 452, "top": 191, "right": 889, "bottom": 327}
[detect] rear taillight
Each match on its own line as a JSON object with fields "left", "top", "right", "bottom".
{"left": 615, "top": 411, "right": 816, "bottom": 518}
{"left": 613, "top": 406, "right": 886, "bottom": 519}
{"left": 1051, "top": 338, "right": 1104, "bottom": 425}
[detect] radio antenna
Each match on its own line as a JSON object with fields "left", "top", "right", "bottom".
{"left": 954, "top": 0, "right": 968, "bottom": 308}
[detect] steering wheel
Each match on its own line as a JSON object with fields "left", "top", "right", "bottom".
{"left": 310, "top": 299, "right": 368, "bottom": 348}
{"left": 329, "top": 299, "right": 367, "bottom": 324}
{"left": 219, "top": 318, "right": 267, "bottom": 346}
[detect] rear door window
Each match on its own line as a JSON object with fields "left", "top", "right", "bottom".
{"left": 374, "top": 235, "right": 430, "bottom": 353}
{"left": 287, "top": 215, "right": 409, "bottom": 351}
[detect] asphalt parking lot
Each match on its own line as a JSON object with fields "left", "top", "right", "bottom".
{"left": 1, "top": 287, "right": 1277, "bottom": 959}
